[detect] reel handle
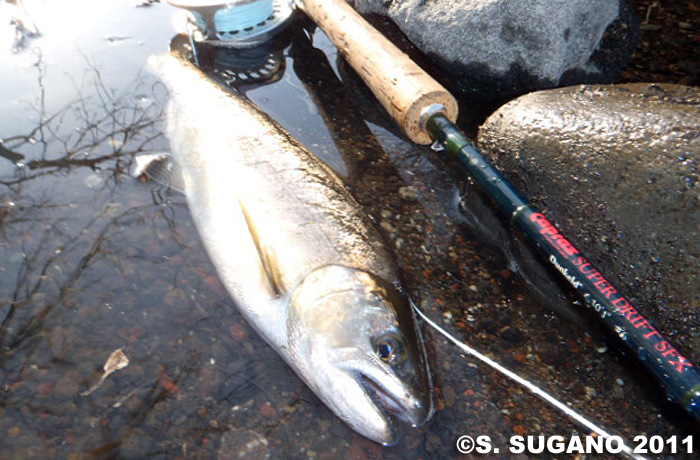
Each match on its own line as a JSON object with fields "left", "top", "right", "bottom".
{"left": 296, "top": 0, "right": 457, "bottom": 144}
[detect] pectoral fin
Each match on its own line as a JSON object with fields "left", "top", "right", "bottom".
{"left": 239, "top": 200, "right": 284, "bottom": 297}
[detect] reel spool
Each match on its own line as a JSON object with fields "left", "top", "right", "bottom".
{"left": 212, "top": 46, "right": 285, "bottom": 88}
{"left": 167, "top": 0, "right": 295, "bottom": 48}
{"left": 169, "top": 31, "right": 289, "bottom": 91}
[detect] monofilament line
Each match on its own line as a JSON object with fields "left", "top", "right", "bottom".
{"left": 413, "top": 304, "right": 648, "bottom": 460}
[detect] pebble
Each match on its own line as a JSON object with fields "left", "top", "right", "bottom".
{"left": 122, "top": 363, "right": 145, "bottom": 381}
{"left": 537, "top": 343, "right": 567, "bottom": 366}
{"left": 119, "top": 428, "right": 152, "bottom": 459}
{"left": 398, "top": 185, "right": 419, "bottom": 201}
{"left": 53, "top": 374, "right": 81, "bottom": 400}
{"left": 49, "top": 326, "right": 73, "bottom": 360}
{"left": 259, "top": 402, "right": 277, "bottom": 418}
{"left": 318, "top": 419, "right": 331, "bottom": 433}
{"left": 347, "top": 437, "right": 383, "bottom": 460}
{"left": 612, "top": 385, "right": 625, "bottom": 400}
{"left": 229, "top": 323, "right": 249, "bottom": 341}
{"left": 9, "top": 425, "right": 22, "bottom": 437}
{"left": 442, "top": 386, "right": 458, "bottom": 408}
{"left": 121, "top": 391, "right": 145, "bottom": 413}
{"left": 500, "top": 327, "right": 526, "bottom": 344}
{"left": 217, "top": 429, "right": 269, "bottom": 460}
{"left": 83, "top": 173, "right": 103, "bottom": 189}
{"left": 100, "top": 202, "right": 124, "bottom": 219}
{"left": 585, "top": 386, "right": 598, "bottom": 399}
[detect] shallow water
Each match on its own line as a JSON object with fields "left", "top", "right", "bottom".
{"left": 1, "top": 1, "right": 697, "bottom": 459}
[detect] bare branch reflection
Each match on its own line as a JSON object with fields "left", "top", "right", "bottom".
{"left": 2, "top": 54, "right": 164, "bottom": 187}
{"left": 0, "top": 55, "right": 177, "bottom": 354}
{"left": 0, "top": 50, "right": 297, "bottom": 459}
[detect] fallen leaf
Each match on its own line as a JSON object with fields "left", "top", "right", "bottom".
{"left": 81, "top": 348, "right": 129, "bottom": 396}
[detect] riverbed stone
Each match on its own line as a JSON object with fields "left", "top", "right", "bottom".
{"left": 352, "top": 0, "right": 639, "bottom": 103}
{"left": 476, "top": 83, "right": 700, "bottom": 330}
{"left": 217, "top": 429, "right": 269, "bottom": 460}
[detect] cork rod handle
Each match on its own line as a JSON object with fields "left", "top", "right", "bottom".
{"left": 296, "top": 0, "right": 458, "bottom": 144}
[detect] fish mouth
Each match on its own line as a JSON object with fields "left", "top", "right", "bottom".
{"left": 355, "top": 366, "right": 433, "bottom": 445}
{"left": 361, "top": 372, "right": 432, "bottom": 424}
{"left": 305, "top": 346, "right": 433, "bottom": 446}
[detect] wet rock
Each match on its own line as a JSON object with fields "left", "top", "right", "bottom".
{"left": 477, "top": 82, "right": 700, "bottom": 340}
{"left": 353, "top": 0, "right": 639, "bottom": 103}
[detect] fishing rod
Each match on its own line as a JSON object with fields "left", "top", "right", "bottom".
{"left": 291, "top": 0, "right": 700, "bottom": 422}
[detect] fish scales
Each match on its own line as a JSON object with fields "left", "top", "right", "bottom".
{"left": 161, "top": 57, "right": 396, "bottom": 293}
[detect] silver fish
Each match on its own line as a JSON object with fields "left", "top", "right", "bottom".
{"left": 148, "top": 53, "right": 433, "bottom": 445}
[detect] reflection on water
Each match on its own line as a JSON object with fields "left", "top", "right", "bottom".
{"left": 1, "top": 1, "right": 697, "bottom": 459}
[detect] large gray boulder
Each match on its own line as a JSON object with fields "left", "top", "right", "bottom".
{"left": 353, "top": 0, "right": 639, "bottom": 103}
{"left": 476, "top": 83, "right": 700, "bottom": 338}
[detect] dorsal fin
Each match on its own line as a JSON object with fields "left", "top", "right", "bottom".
{"left": 238, "top": 199, "right": 284, "bottom": 297}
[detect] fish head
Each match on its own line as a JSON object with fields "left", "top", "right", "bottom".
{"left": 287, "top": 265, "right": 433, "bottom": 445}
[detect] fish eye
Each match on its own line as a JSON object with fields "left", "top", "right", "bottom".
{"left": 375, "top": 333, "right": 406, "bottom": 364}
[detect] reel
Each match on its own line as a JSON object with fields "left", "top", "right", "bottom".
{"left": 212, "top": 45, "right": 285, "bottom": 87}
{"left": 167, "top": 0, "right": 296, "bottom": 49}
{"left": 169, "top": 30, "right": 289, "bottom": 91}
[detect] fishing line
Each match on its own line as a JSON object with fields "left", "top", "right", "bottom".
{"left": 168, "top": 0, "right": 295, "bottom": 48}
{"left": 214, "top": 0, "right": 274, "bottom": 32}
{"left": 413, "top": 304, "right": 648, "bottom": 460}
